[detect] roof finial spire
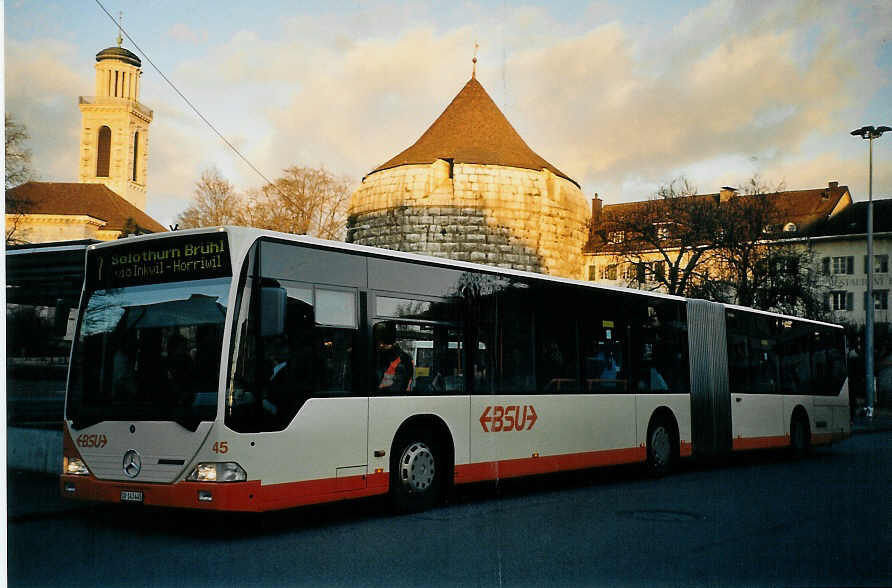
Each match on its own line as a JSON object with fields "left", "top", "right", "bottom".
{"left": 116, "top": 11, "right": 123, "bottom": 47}
{"left": 472, "top": 41, "right": 479, "bottom": 79}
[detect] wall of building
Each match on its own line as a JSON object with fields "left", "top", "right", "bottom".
{"left": 348, "top": 160, "right": 590, "bottom": 279}
{"left": 812, "top": 235, "right": 892, "bottom": 326}
{"left": 77, "top": 101, "right": 150, "bottom": 211}
{"left": 78, "top": 57, "right": 151, "bottom": 212}
{"left": 8, "top": 214, "right": 118, "bottom": 243}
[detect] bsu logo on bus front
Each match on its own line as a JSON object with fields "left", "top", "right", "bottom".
{"left": 479, "top": 405, "right": 537, "bottom": 432}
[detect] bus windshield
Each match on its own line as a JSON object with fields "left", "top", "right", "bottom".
{"left": 67, "top": 277, "right": 231, "bottom": 431}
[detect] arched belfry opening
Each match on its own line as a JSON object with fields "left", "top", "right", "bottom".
{"left": 132, "top": 131, "right": 139, "bottom": 182}
{"left": 96, "top": 126, "right": 111, "bottom": 177}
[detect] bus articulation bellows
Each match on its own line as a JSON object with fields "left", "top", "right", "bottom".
{"left": 61, "top": 227, "right": 851, "bottom": 512}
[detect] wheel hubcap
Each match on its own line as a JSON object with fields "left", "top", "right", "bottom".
{"left": 651, "top": 426, "right": 670, "bottom": 468}
{"left": 399, "top": 442, "right": 435, "bottom": 493}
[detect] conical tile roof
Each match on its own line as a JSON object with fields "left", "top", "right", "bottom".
{"left": 370, "top": 77, "right": 578, "bottom": 187}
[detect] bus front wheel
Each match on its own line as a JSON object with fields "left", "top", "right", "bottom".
{"left": 646, "top": 415, "right": 677, "bottom": 477}
{"left": 390, "top": 432, "right": 441, "bottom": 513}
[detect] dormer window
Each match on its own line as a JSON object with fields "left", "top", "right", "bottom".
{"left": 607, "top": 230, "right": 625, "bottom": 244}
{"left": 654, "top": 222, "right": 672, "bottom": 241}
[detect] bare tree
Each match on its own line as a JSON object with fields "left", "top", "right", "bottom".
{"left": 603, "top": 177, "right": 723, "bottom": 296}
{"left": 5, "top": 190, "right": 33, "bottom": 245}
{"left": 176, "top": 165, "right": 352, "bottom": 239}
{"left": 602, "top": 174, "right": 827, "bottom": 318}
{"left": 176, "top": 167, "right": 242, "bottom": 229}
{"left": 6, "top": 113, "right": 33, "bottom": 189}
{"left": 693, "top": 176, "right": 827, "bottom": 319}
{"left": 244, "top": 166, "right": 351, "bottom": 240}
{"left": 5, "top": 113, "right": 35, "bottom": 244}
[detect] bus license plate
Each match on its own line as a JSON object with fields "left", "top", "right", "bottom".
{"left": 120, "top": 490, "right": 143, "bottom": 503}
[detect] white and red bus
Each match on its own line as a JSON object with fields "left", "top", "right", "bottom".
{"left": 61, "top": 227, "right": 851, "bottom": 512}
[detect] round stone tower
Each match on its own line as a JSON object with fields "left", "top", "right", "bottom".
{"left": 347, "top": 75, "right": 589, "bottom": 279}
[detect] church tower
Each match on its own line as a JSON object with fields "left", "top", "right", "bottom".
{"left": 78, "top": 30, "right": 153, "bottom": 211}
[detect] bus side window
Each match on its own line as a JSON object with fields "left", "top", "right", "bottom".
{"left": 628, "top": 299, "right": 684, "bottom": 394}
{"left": 497, "top": 288, "right": 535, "bottom": 394}
{"left": 581, "top": 299, "right": 627, "bottom": 394}
{"left": 314, "top": 288, "right": 358, "bottom": 397}
{"left": 472, "top": 321, "right": 496, "bottom": 395}
{"left": 749, "top": 316, "right": 779, "bottom": 395}
{"left": 315, "top": 328, "right": 355, "bottom": 395}
{"left": 433, "top": 326, "right": 464, "bottom": 394}
{"left": 726, "top": 311, "right": 750, "bottom": 396}
{"left": 536, "top": 304, "right": 579, "bottom": 394}
{"left": 812, "top": 326, "right": 846, "bottom": 396}
{"left": 374, "top": 321, "right": 463, "bottom": 395}
{"left": 779, "top": 320, "right": 811, "bottom": 395}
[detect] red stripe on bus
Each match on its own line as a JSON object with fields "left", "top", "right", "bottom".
{"left": 812, "top": 433, "right": 834, "bottom": 446}
{"left": 61, "top": 442, "right": 694, "bottom": 512}
{"left": 454, "top": 446, "right": 647, "bottom": 484}
{"left": 731, "top": 435, "right": 789, "bottom": 451}
{"left": 258, "top": 472, "right": 389, "bottom": 511}
{"left": 61, "top": 472, "right": 390, "bottom": 512}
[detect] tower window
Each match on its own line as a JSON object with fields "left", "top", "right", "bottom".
{"left": 132, "top": 131, "right": 139, "bottom": 182}
{"left": 97, "top": 126, "right": 111, "bottom": 177}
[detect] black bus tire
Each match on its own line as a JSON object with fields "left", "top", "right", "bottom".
{"left": 790, "top": 411, "right": 811, "bottom": 456}
{"left": 390, "top": 431, "right": 442, "bottom": 513}
{"left": 646, "top": 415, "right": 677, "bottom": 477}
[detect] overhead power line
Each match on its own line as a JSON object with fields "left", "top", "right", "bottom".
{"left": 94, "top": 0, "right": 285, "bottom": 198}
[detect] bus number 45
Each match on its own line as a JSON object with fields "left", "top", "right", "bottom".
{"left": 480, "top": 405, "right": 537, "bottom": 432}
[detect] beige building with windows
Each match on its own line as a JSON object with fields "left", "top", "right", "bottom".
{"left": 583, "top": 182, "right": 853, "bottom": 290}
{"left": 811, "top": 199, "right": 892, "bottom": 326}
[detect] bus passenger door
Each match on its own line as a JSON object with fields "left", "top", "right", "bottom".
{"left": 731, "top": 332, "right": 784, "bottom": 447}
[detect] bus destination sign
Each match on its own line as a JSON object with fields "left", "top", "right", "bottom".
{"left": 87, "top": 232, "right": 232, "bottom": 289}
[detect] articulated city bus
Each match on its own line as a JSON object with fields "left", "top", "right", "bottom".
{"left": 61, "top": 227, "right": 850, "bottom": 512}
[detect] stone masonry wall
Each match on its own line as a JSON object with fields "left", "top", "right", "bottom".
{"left": 348, "top": 161, "right": 590, "bottom": 279}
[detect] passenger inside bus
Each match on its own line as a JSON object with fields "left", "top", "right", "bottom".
{"left": 374, "top": 321, "right": 414, "bottom": 393}
{"left": 164, "top": 333, "right": 196, "bottom": 409}
{"left": 262, "top": 305, "right": 316, "bottom": 427}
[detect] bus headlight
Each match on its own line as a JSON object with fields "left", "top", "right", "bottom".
{"left": 186, "top": 462, "right": 246, "bottom": 482}
{"left": 64, "top": 456, "right": 90, "bottom": 476}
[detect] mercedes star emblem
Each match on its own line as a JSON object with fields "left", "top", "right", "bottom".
{"left": 123, "top": 449, "right": 142, "bottom": 478}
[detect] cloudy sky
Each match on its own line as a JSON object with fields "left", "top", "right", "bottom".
{"left": 5, "top": 0, "right": 891, "bottom": 228}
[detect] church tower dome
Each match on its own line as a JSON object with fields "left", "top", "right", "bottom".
{"left": 78, "top": 29, "right": 153, "bottom": 211}
{"left": 348, "top": 74, "right": 590, "bottom": 279}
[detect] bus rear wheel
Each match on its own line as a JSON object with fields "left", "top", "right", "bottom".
{"left": 790, "top": 412, "right": 811, "bottom": 456}
{"left": 646, "top": 416, "right": 677, "bottom": 477}
{"left": 390, "top": 432, "right": 441, "bottom": 513}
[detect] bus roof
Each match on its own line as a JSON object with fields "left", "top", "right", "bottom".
{"left": 96, "top": 226, "right": 843, "bottom": 330}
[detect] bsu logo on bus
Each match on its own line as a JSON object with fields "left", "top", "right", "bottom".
{"left": 479, "top": 405, "right": 538, "bottom": 432}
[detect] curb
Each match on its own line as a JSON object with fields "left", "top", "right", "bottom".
{"left": 852, "top": 423, "right": 892, "bottom": 434}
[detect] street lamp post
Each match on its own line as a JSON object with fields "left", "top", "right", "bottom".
{"left": 850, "top": 125, "right": 890, "bottom": 418}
